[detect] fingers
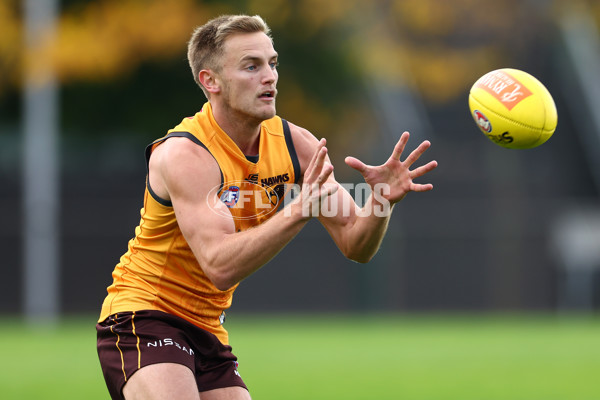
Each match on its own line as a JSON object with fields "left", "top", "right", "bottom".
{"left": 318, "top": 182, "right": 339, "bottom": 200}
{"left": 311, "top": 138, "right": 327, "bottom": 164}
{"left": 344, "top": 156, "right": 368, "bottom": 174}
{"left": 387, "top": 133, "right": 438, "bottom": 199}
{"left": 296, "top": 139, "right": 339, "bottom": 219}
{"left": 305, "top": 139, "right": 330, "bottom": 184}
{"left": 317, "top": 162, "right": 334, "bottom": 185}
{"left": 298, "top": 181, "right": 339, "bottom": 219}
{"left": 390, "top": 131, "right": 410, "bottom": 161}
{"left": 404, "top": 140, "right": 432, "bottom": 168}
{"left": 411, "top": 182, "right": 434, "bottom": 192}
{"left": 409, "top": 160, "right": 438, "bottom": 180}
{"left": 408, "top": 160, "right": 438, "bottom": 193}
{"left": 390, "top": 132, "right": 434, "bottom": 169}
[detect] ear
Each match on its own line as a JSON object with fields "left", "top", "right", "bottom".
{"left": 199, "top": 70, "right": 221, "bottom": 95}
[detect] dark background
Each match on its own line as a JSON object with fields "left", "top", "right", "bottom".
{"left": 1, "top": 0, "right": 599, "bottom": 316}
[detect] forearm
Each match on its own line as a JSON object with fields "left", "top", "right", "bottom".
{"left": 333, "top": 193, "right": 395, "bottom": 263}
{"left": 194, "top": 207, "right": 308, "bottom": 290}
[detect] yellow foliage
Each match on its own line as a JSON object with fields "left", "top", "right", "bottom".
{"left": 278, "top": 80, "right": 335, "bottom": 135}
{"left": 51, "top": 0, "right": 211, "bottom": 83}
{"left": 407, "top": 46, "right": 504, "bottom": 103}
{"left": 0, "top": 0, "right": 569, "bottom": 108}
{"left": 277, "top": 79, "right": 371, "bottom": 174}
{"left": 247, "top": 0, "right": 292, "bottom": 30}
{"left": 393, "top": 0, "right": 457, "bottom": 38}
{"left": 341, "top": 0, "right": 542, "bottom": 104}
{"left": 297, "top": 0, "right": 356, "bottom": 38}
{"left": 0, "top": 0, "right": 21, "bottom": 93}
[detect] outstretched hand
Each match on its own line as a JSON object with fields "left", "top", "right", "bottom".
{"left": 345, "top": 131, "right": 438, "bottom": 205}
{"left": 289, "top": 138, "right": 339, "bottom": 219}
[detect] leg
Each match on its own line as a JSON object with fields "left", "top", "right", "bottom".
{"left": 123, "top": 363, "right": 200, "bottom": 400}
{"left": 200, "top": 386, "right": 251, "bottom": 400}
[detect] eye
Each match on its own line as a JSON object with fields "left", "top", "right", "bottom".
{"left": 269, "top": 61, "right": 279, "bottom": 69}
{"left": 247, "top": 65, "right": 257, "bottom": 71}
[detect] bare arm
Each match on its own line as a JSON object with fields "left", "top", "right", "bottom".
{"left": 149, "top": 136, "right": 336, "bottom": 290}
{"left": 290, "top": 124, "right": 438, "bottom": 263}
{"left": 333, "top": 132, "right": 437, "bottom": 262}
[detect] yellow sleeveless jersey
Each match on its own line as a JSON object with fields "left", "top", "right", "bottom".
{"left": 99, "top": 102, "right": 300, "bottom": 344}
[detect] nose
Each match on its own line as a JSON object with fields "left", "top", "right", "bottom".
{"left": 262, "top": 66, "right": 277, "bottom": 84}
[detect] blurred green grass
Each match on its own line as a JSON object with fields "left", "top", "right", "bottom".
{"left": 0, "top": 313, "right": 599, "bottom": 399}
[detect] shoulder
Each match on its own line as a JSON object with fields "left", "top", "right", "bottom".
{"left": 287, "top": 121, "right": 321, "bottom": 174}
{"left": 149, "top": 135, "right": 221, "bottom": 200}
{"left": 152, "top": 135, "right": 214, "bottom": 167}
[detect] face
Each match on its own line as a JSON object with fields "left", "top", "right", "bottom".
{"left": 212, "top": 32, "right": 279, "bottom": 122}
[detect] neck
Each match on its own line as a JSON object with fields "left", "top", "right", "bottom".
{"left": 211, "top": 103, "right": 261, "bottom": 155}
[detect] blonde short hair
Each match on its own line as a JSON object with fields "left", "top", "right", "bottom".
{"left": 187, "top": 15, "right": 272, "bottom": 98}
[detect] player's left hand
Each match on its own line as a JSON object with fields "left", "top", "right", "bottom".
{"left": 344, "top": 131, "right": 438, "bottom": 205}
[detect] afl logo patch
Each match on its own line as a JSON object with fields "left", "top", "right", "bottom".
{"left": 473, "top": 109, "right": 492, "bottom": 133}
{"left": 220, "top": 186, "right": 240, "bottom": 208}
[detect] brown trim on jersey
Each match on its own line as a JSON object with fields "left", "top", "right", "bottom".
{"left": 145, "top": 176, "right": 171, "bottom": 207}
{"left": 281, "top": 119, "right": 301, "bottom": 184}
{"left": 143, "top": 131, "right": 225, "bottom": 207}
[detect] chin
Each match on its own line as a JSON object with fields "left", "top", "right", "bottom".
{"left": 264, "top": 109, "right": 277, "bottom": 120}
{"left": 256, "top": 106, "right": 276, "bottom": 121}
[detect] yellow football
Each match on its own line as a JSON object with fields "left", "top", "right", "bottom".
{"left": 468, "top": 68, "right": 557, "bottom": 149}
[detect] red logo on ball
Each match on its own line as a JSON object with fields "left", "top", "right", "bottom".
{"left": 473, "top": 110, "right": 492, "bottom": 132}
{"left": 474, "top": 70, "right": 532, "bottom": 110}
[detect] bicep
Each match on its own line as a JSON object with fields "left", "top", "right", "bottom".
{"left": 172, "top": 187, "right": 236, "bottom": 246}
{"left": 158, "top": 140, "right": 235, "bottom": 258}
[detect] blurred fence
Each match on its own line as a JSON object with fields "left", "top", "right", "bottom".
{"left": 1, "top": 0, "right": 599, "bottom": 316}
{"left": 2, "top": 83, "right": 599, "bottom": 315}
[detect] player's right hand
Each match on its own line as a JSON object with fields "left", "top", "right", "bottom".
{"left": 291, "top": 138, "right": 338, "bottom": 220}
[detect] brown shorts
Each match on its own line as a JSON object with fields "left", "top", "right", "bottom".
{"left": 96, "top": 310, "right": 247, "bottom": 400}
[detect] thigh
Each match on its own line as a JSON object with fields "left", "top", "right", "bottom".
{"left": 123, "top": 363, "right": 199, "bottom": 400}
{"left": 97, "top": 311, "right": 248, "bottom": 398}
{"left": 199, "top": 386, "right": 251, "bottom": 400}
{"left": 97, "top": 312, "right": 196, "bottom": 399}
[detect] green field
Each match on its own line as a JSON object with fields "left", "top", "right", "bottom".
{"left": 1, "top": 313, "right": 599, "bottom": 399}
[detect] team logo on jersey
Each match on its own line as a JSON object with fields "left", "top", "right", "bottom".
{"left": 207, "top": 180, "right": 290, "bottom": 220}
{"left": 267, "top": 184, "right": 287, "bottom": 206}
{"left": 246, "top": 173, "right": 259, "bottom": 183}
{"left": 220, "top": 186, "right": 240, "bottom": 207}
{"left": 261, "top": 173, "right": 289, "bottom": 187}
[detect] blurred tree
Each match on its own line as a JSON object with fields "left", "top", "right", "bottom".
{"left": 53, "top": 0, "right": 212, "bottom": 83}
{"left": 0, "top": 1, "right": 20, "bottom": 95}
{"left": 0, "top": 0, "right": 21, "bottom": 127}
{"left": 0, "top": 0, "right": 583, "bottom": 144}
